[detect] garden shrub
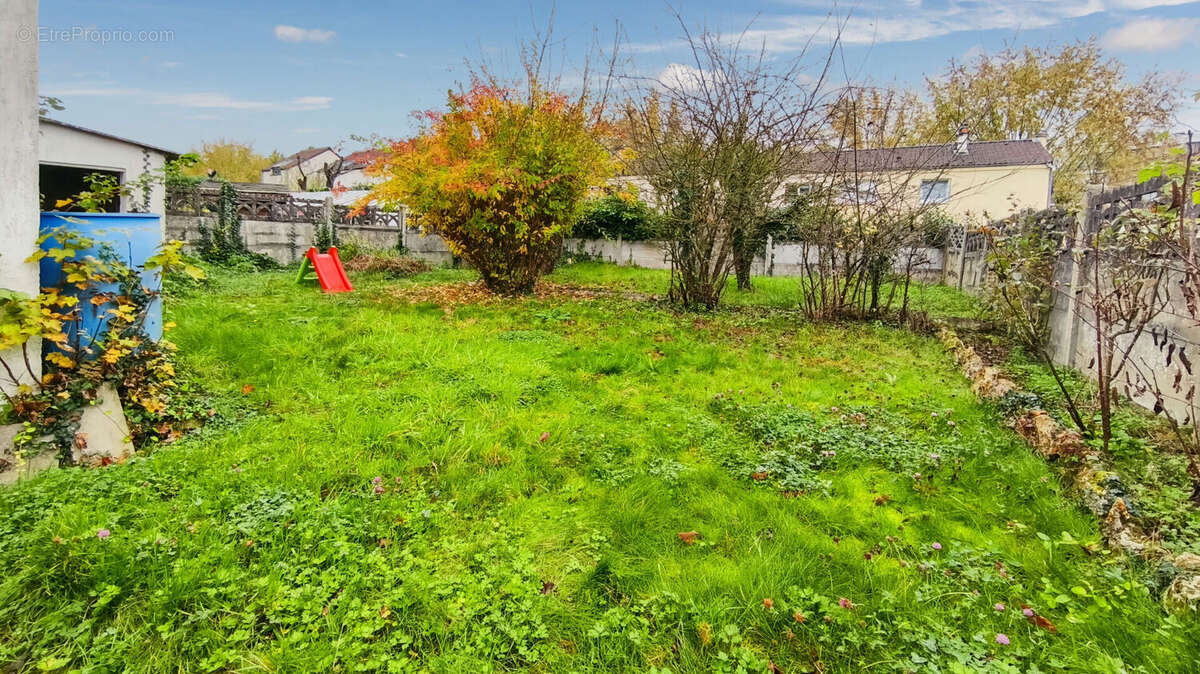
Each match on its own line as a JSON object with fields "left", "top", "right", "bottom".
{"left": 312, "top": 219, "right": 336, "bottom": 253}
{"left": 572, "top": 194, "right": 661, "bottom": 241}
{"left": 983, "top": 207, "right": 1073, "bottom": 351}
{"left": 366, "top": 80, "right": 611, "bottom": 294}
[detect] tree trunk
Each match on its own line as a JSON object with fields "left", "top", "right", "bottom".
{"left": 734, "top": 253, "right": 753, "bottom": 291}
{"left": 731, "top": 230, "right": 754, "bottom": 292}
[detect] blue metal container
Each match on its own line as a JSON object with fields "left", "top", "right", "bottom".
{"left": 38, "top": 212, "right": 164, "bottom": 355}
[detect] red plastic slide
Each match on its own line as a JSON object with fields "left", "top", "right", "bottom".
{"left": 301, "top": 246, "right": 354, "bottom": 293}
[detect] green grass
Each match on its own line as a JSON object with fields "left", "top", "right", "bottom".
{"left": 0, "top": 263, "right": 1195, "bottom": 673}
{"left": 548, "top": 261, "right": 987, "bottom": 319}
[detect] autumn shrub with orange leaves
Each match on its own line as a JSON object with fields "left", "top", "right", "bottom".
{"left": 365, "top": 81, "right": 612, "bottom": 294}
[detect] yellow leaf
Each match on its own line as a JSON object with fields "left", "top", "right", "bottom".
{"left": 55, "top": 198, "right": 74, "bottom": 208}
{"left": 46, "top": 352, "right": 75, "bottom": 369}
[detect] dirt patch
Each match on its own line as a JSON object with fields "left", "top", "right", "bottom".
{"left": 385, "top": 280, "right": 640, "bottom": 310}
{"left": 344, "top": 255, "right": 430, "bottom": 278}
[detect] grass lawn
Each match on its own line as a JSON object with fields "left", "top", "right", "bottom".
{"left": 0, "top": 263, "right": 1195, "bottom": 673}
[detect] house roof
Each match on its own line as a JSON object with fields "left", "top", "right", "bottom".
{"left": 267, "top": 146, "right": 335, "bottom": 170}
{"left": 39, "top": 118, "right": 179, "bottom": 157}
{"left": 196, "top": 180, "right": 292, "bottom": 194}
{"left": 341, "top": 149, "right": 386, "bottom": 170}
{"left": 800, "top": 139, "right": 1053, "bottom": 173}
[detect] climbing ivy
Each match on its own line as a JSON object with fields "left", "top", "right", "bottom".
{"left": 195, "top": 181, "right": 276, "bottom": 269}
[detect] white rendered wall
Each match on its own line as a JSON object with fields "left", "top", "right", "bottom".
{"left": 39, "top": 123, "right": 169, "bottom": 215}
{"left": 0, "top": 0, "right": 41, "bottom": 392}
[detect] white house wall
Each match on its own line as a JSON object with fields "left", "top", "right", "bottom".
{"left": 332, "top": 167, "right": 384, "bottom": 191}
{"left": 38, "top": 123, "right": 170, "bottom": 215}
{"left": 261, "top": 149, "right": 342, "bottom": 190}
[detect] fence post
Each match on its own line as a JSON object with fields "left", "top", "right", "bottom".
{"left": 1059, "top": 187, "right": 1101, "bottom": 368}
{"left": 955, "top": 221, "right": 969, "bottom": 290}
{"left": 399, "top": 205, "right": 408, "bottom": 250}
{"left": 323, "top": 196, "right": 336, "bottom": 246}
{"left": 765, "top": 234, "right": 774, "bottom": 277}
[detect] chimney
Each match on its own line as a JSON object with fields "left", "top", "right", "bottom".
{"left": 954, "top": 123, "right": 970, "bottom": 155}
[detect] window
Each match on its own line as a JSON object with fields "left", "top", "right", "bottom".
{"left": 839, "top": 181, "right": 877, "bottom": 204}
{"left": 920, "top": 179, "right": 950, "bottom": 204}
{"left": 783, "top": 182, "right": 812, "bottom": 201}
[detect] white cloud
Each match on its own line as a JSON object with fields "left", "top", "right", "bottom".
{"left": 1102, "top": 17, "right": 1200, "bottom": 51}
{"left": 1175, "top": 102, "right": 1200, "bottom": 132}
{"left": 43, "top": 85, "right": 333, "bottom": 111}
{"left": 960, "top": 44, "right": 985, "bottom": 63}
{"left": 1106, "top": 0, "right": 1197, "bottom": 8}
{"left": 395, "top": 51, "right": 408, "bottom": 58}
{"left": 160, "top": 61, "right": 181, "bottom": 69}
{"left": 274, "top": 25, "right": 335, "bottom": 43}
{"left": 638, "top": 0, "right": 1200, "bottom": 51}
{"left": 656, "top": 63, "right": 721, "bottom": 92}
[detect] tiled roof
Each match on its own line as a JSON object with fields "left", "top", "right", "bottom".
{"left": 269, "top": 146, "right": 334, "bottom": 170}
{"left": 800, "top": 139, "right": 1053, "bottom": 173}
{"left": 341, "top": 149, "right": 386, "bottom": 170}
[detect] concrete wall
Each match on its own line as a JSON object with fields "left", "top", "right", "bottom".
{"left": 565, "top": 238, "right": 946, "bottom": 280}
{"left": 38, "top": 122, "right": 170, "bottom": 215}
{"left": 0, "top": 0, "right": 41, "bottom": 392}
{"left": 1046, "top": 248, "right": 1200, "bottom": 422}
{"left": 166, "top": 215, "right": 453, "bottom": 266}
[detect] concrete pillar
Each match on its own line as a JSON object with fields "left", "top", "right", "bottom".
{"left": 323, "top": 196, "right": 335, "bottom": 246}
{"left": 0, "top": 0, "right": 41, "bottom": 393}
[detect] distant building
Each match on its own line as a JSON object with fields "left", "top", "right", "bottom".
{"left": 614, "top": 133, "right": 1053, "bottom": 224}
{"left": 787, "top": 135, "right": 1055, "bottom": 221}
{"left": 38, "top": 118, "right": 179, "bottom": 215}
{"left": 332, "top": 149, "right": 387, "bottom": 191}
{"left": 261, "top": 146, "right": 342, "bottom": 190}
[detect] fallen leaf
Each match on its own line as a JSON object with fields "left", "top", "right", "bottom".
{"left": 538, "top": 431, "right": 550, "bottom": 443}
{"left": 379, "top": 605, "right": 391, "bottom": 619}
{"left": 241, "top": 384, "right": 254, "bottom": 395}
{"left": 1029, "top": 613, "right": 1057, "bottom": 633}
{"left": 762, "top": 597, "right": 774, "bottom": 609}
{"left": 678, "top": 531, "right": 700, "bottom": 545}
{"left": 751, "top": 471, "right": 769, "bottom": 481}
{"left": 541, "top": 580, "right": 557, "bottom": 595}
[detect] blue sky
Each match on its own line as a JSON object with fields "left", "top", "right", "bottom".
{"left": 37, "top": 0, "right": 1200, "bottom": 156}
